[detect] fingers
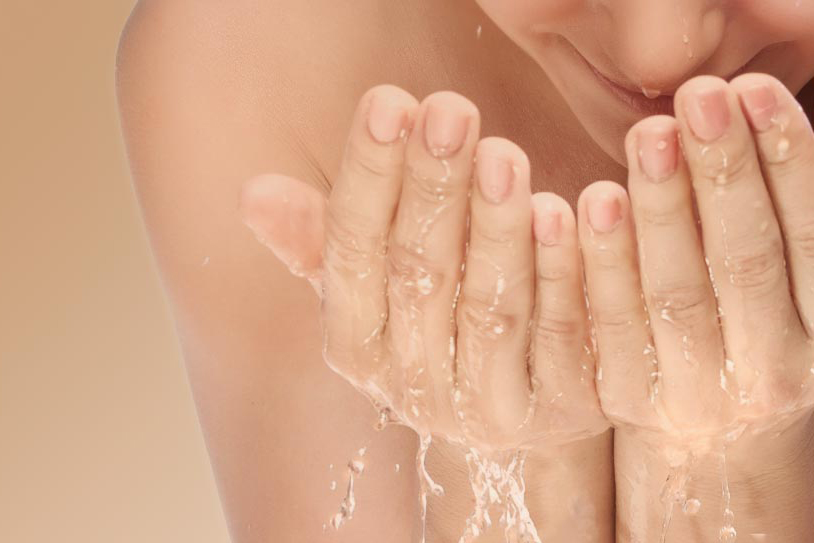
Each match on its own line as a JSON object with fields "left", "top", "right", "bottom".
{"left": 455, "top": 137, "right": 534, "bottom": 442}
{"left": 240, "top": 174, "right": 327, "bottom": 292}
{"left": 578, "top": 181, "right": 659, "bottom": 427}
{"left": 322, "top": 85, "right": 419, "bottom": 396}
{"left": 527, "top": 192, "right": 606, "bottom": 441}
{"left": 387, "top": 91, "right": 481, "bottom": 429}
{"left": 731, "top": 74, "right": 814, "bottom": 338}
{"left": 674, "top": 76, "right": 805, "bottom": 404}
{"left": 625, "top": 116, "right": 727, "bottom": 428}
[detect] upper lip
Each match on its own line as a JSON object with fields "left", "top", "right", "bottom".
{"left": 587, "top": 57, "right": 754, "bottom": 99}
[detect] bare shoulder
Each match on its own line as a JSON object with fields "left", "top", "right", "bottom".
{"left": 117, "top": 0, "right": 388, "bottom": 192}
{"left": 115, "top": 3, "right": 419, "bottom": 540}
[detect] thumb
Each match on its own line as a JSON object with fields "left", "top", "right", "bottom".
{"left": 240, "top": 174, "right": 327, "bottom": 293}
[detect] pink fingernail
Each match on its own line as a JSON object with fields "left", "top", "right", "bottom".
{"left": 533, "top": 203, "right": 562, "bottom": 246}
{"left": 587, "top": 194, "right": 622, "bottom": 234}
{"left": 424, "top": 99, "right": 470, "bottom": 157}
{"left": 367, "top": 94, "right": 408, "bottom": 144}
{"left": 741, "top": 84, "right": 778, "bottom": 132}
{"left": 685, "top": 87, "right": 731, "bottom": 142}
{"left": 477, "top": 153, "right": 514, "bottom": 204}
{"left": 638, "top": 126, "right": 678, "bottom": 182}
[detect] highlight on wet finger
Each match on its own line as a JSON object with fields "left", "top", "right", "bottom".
{"left": 731, "top": 73, "right": 814, "bottom": 337}
{"left": 577, "top": 181, "right": 659, "bottom": 427}
{"left": 454, "top": 137, "right": 535, "bottom": 448}
{"left": 526, "top": 192, "right": 608, "bottom": 441}
{"left": 321, "top": 84, "right": 419, "bottom": 397}
{"left": 385, "top": 91, "right": 481, "bottom": 434}
{"left": 625, "top": 115, "right": 729, "bottom": 430}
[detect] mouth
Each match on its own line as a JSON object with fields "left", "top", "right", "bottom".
{"left": 569, "top": 43, "right": 759, "bottom": 118}
{"left": 586, "top": 62, "right": 676, "bottom": 117}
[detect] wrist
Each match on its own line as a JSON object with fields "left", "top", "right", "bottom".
{"left": 426, "top": 430, "right": 615, "bottom": 543}
{"left": 614, "top": 408, "right": 814, "bottom": 542}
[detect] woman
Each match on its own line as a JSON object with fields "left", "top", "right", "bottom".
{"left": 116, "top": 0, "right": 814, "bottom": 541}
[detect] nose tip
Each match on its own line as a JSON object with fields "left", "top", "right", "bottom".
{"left": 612, "top": 2, "right": 726, "bottom": 95}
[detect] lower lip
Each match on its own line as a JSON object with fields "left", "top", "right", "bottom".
{"left": 586, "top": 62, "right": 675, "bottom": 117}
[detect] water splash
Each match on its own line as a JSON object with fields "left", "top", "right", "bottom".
{"left": 459, "top": 448, "right": 541, "bottom": 543}
{"left": 659, "top": 452, "right": 697, "bottom": 543}
{"left": 417, "top": 435, "right": 445, "bottom": 543}
{"left": 719, "top": 451, "right": 737, "bottom": 542}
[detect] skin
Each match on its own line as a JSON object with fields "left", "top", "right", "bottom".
{"left": 116, "top": 0, "right": 814, "bottom": 541}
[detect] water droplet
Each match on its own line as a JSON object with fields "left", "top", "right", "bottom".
{"left": 476, "top": 25, "right": 483, "bottom": 39}
{"left": 656, "top": 140, "right": 668, "bottom": 151}
{"left": 682, "top": 34, "right": 690, "bottom": 44}
{"left": 777, "top": 138, "right": 790, "bottom": 158}
{"left": 642, "top": 87, "right": 661, "bottom": 99}
{"left": 683, "top": 498, "right": 701, "bottom": 515}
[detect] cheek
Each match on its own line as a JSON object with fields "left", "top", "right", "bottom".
{"left": 476, "top": 0, "right": 581, "bottom": 33}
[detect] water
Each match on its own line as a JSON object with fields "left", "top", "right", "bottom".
{"left": 718, "top": 451, "right": 737, "bottom": 542}
{"left": 459, "top": 449, "right": 541, "bottom": 543}
{"left": 417, "top": 435, "right": 445, "bottom": 543}
{"left": 250, "top": 139, "right": 814, "bottom": 542}
{"left": 658, "top": 452, "right": 696, "bottom": 543}
{"left": 329, "top": 452, "right": 366, "bottom": 530}
{"left": 642, "top": 87, "right": 662, "bottom": 99}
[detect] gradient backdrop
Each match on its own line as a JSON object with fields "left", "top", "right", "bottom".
{"left": 0, "top": 2, "right": 230, "bottom": 541}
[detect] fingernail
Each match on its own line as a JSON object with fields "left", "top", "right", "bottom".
{"left": 477, "top": 153, "right": 514, "bottom": 204}
{"left": 587, "top": 193, "right": 622, "bottom": 234}
{"left": 638, "top": 126, "right": 678, "bottom": 182}
{"left": 368, "top": 94, "right": 408, "bottom": 144}
{"left": 685, "top": 87, "right": 730, "bottom": 142}
{"left": 533, "top": 203, "right": 562, "bottom": 246}
{"left": 741, "top": 84, "right": 777, "bottom": 132}
{"left": 425, "top": 99, "right": 470, "bottom": 157}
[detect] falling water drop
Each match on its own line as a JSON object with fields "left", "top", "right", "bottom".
{"left": 642, "top": 87, "right": 662, "bottom": 99}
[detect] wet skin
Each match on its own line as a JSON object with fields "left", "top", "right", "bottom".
{"left": 242, "top": 73, "right": 814, "bottom": 541}
{"left": 117, "top": 0, "right": 814, "bottom": 541}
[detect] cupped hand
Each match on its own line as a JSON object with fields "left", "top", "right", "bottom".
{"left": 240, "top": 85, "right": 609, "bottom": 452}
{"left": 577, "top": 73, "right": 814, "bottom": 450}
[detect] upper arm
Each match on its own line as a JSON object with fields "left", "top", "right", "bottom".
{"left": 116, "top": 2, "right": 418, "bottom": 541}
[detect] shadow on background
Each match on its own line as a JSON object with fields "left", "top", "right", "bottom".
{"left": 0, "top": 2, "right": 229, "bottom": 541}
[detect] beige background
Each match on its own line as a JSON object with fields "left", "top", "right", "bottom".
{"left": 0, "top": 2, "right": 230, "bottom": 541}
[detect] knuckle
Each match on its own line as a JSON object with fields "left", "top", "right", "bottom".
{"left": 470, "top": 219, "right": 515, "bottom": 248}
{"left": 695, "top": 144, "right": 757, "bottom": 187}
{"left": 405, "top": 163, "right": 460, "bottom": 205}
{"left": 324, "top": 204, "right": 383, "bottom": 264}
{"left": 534, "top": 309, "right": 583, "bottom": 345}
{"left": 387, "top": 243, "right": 446, "bottom": 300}
{"left": 724, "top": 236, "right": 786, "bottom": 294}
{"left": 647, "top": 282, "right": 712, "bottom": 331}
{"left": 637, "top": 202, "right": 687, "bottom": 228}
{"left": 458, "top": 293, "right": 521, "bottom": 343}
{"left": 536, "top": 260, "right": 571, "bottom": 282}
{"left": 588, "top": 244, "right": 626, "bottom": 271}
{"left": 344, "top": 137, "right": 402, "bottom": 179}
{"left": 591, "top": 305, "right": 641, "bottom": 336}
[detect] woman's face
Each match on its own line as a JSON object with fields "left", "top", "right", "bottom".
{"left": 476, "top": 0, "right": 814, "bottom": 164}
